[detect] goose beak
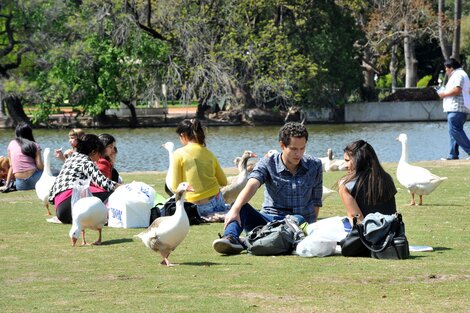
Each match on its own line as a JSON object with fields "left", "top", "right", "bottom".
{"left": 71, "top": 237, "right": 78, "bottom": 247}
{"left": 250, "top": 152, "right": 258, "bottom": 158}
{"left": 186, "top": 185, "right": 195, "bottom": 192}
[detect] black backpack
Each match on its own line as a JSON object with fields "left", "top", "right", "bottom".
{"left": 149, "top": 197, "right": 206, "bottom": 226}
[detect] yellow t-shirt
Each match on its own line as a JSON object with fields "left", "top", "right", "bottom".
{"left": 171, "top": 143, "right": 227, "bottom": 202}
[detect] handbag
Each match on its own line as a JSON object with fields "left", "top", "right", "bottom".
{"left": 339, "top": 216, "right": 370, "bottom": 257}
{"left": 340, "top": 213, "right": 410, "bottom": 259}
{"left": 359, "top": 213, "right": 410, "bottom": 260}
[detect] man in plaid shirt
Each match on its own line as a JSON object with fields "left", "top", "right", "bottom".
{"left": 438, "top": 58, "right": 470, "bottom": 160}
{"left": 213, "top": 122, "right": 323, "bottom": 255}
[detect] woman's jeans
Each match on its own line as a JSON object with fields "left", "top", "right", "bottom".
{"left": 224, "top": 203, "right": 306, "bottom": 238}
{"left": 15, "top": 170, "right": 42, "bottom": 190}
{"left": 196, "top": 192, "right": 229, "bottom": 217}
{"left": 447, "top": 112, "right": 470, "bottom": 159}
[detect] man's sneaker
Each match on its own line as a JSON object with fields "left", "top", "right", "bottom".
{"left": 213, "top": 234, "right": 245, "bottom": 255}
{"left": 440, "top": 157, "right": 459, "bottom": 160}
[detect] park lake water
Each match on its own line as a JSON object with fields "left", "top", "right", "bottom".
{"left": 0, "top": 121, "right": 462, "bottom": 173}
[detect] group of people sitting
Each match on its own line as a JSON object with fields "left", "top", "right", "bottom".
{"left": 0, "top": 123, "right": 121, "bottom": 224}
{"left": 2, "top": 120, "right": 398, "bottom": 255}
{"left": 166, "top": 119, "right": 397, "bottom": 255}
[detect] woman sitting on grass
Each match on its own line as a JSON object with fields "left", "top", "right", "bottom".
{"left": 338, "top": 140, "right": 397, "bottom": 224}
{"left": 1, "top": 123, "right": 43, "bottom": 191}
{"left": 96, "top": 133, "right": 120, "bottom": 183}
{"left": 49, "top": 134, "right": 119, "bottom": 224}
{"left": 171, "top": 118, "right": 228, "bottom": 219}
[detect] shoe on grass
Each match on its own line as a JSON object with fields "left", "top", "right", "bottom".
{"left": 440, "top": 157, "right": 459, "bottom": 160}
{"left": 213, "top": 234, "right": 245, "bottom": 255}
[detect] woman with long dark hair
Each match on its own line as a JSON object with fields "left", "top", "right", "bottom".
{"left": 339, "top": 140, "right": 397, "bottom": 223}
{"left": 96, "top": 133, "right": 120, "bottom": 183}
{"left": 1, "top": 123, "right": 44, "bottom": 191}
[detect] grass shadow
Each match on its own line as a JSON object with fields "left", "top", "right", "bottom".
{"left": 179, "top": 261, "right": 252, "bottom": 266}
{"left": 101, "top": 238, "right": 134, "bottom": 245}
{"left": 432, "top": 246, "right": 451, "bottom": 252}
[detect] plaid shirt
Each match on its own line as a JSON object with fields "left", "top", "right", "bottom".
{"left": 249, "top": 152, "right": 323, "bottom": 223}
{"left": 443, "top": 68, "right": 470, "bottom": 113}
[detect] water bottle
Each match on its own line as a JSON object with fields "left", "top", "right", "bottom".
{"left": 438, "top": 70, "right": 445, "bottom": 87}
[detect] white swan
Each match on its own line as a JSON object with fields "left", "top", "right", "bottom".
{"left": 136, "top": 182, "right": 193, "bottom": 266}
{"left": 221, "top": 151, "right": 257, "bottom": 204}
{"left": 396, "top": 133, "right": 448, "bottom": 205}
{"left": 69, "top": 196, "right": 107, "bottom": 246}
{"left": 35, "top": 148, "right": 56, "bottom": 216}
{"left": 162, "top": 141, "right": 175, "bottom": 196}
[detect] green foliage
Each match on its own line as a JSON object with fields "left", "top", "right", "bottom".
{"left": 376, "top": 74, "right": 404, "bottom": 89}
{"left": 417, "top": 75, "right": 432, "bottom": 88}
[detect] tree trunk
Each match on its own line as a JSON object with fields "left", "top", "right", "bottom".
{"left": 3, "top": 95, "right": 30, "bottom": 125}
{"left": 452, "top": 0, "right": 462, "bottom": 60}
{"left": 122, "top": 101, "right": 138, "bottom": 128}
{"left": 438, "top": 0, "right": 451, "bottom": 60}
{"left": 403, "top": 31, "right": 418, "bottom": 88}
{"left": 231, "top": 82, "right": 256, "bottom": 109}
{"left": 390, "top": 43, "right": 399, "bottom": 92}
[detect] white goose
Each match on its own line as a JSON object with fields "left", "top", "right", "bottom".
{"left": 136, "top": 182, "right": 193, "bottom": 266}
{"left": 162, "top": 141, "right": 175, "bottom": 196}
{"left": 396, "top": 133, "right": 448, "bottom": 205}
{"left": 221, "top": 150, "right": 257, "bottom": 204}
{"left": 35, "top": 148, "right": 56, "bottom": 216}
{"left": 69, "top": 196, "right": 107, "bottom": 246}
{"left": 319, "top": 148, "right": 346, "bottom": 172}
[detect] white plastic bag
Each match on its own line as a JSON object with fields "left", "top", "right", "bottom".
{"left": 296, "top": 236, "right": 337, "bottom": 257}
{"left": 296, "top": 216, "right": 349, "bottom": 257}
{"left": 107, "top": 181, "right": 155, "bottom": 228}
{"left": 305, "top": 216, "right": 349, "bottom": 241}
{"left": 71, "top": 179, "right": 92, "bottom": 209}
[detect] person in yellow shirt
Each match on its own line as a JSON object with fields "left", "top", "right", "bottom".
{"left": 171, "top": 118, "right": 228, "bottom": 218}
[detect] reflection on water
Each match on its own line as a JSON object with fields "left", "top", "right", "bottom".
{"left": 0, "top": 122, "right": 461, "bottom": 172}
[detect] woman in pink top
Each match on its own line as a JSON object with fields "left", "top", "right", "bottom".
{"left": 1, "top": 123, "right": 44, "bottom": 191}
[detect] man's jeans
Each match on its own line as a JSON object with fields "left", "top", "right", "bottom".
{"left": 224, "top": 203, "right": 305, "bottom": 239}
{"left": 447, "top": 112, "right": 470, "bottom": 159}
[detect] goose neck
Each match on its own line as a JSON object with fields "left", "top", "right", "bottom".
{"left": 400, "top": 141, "right": 409, "bottom": 163}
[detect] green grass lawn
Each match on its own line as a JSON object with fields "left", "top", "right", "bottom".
{"left": 1, "top": 162, "right": 470, "bottom": 313}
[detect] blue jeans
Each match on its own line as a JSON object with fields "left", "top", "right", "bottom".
{"left": 447, "top": 112, "right": 470, "bottom": 159}
{"left": 224, "top": 203, "right": 306, "bottom": 238}
{"left": 196, "top": 192, "right": 229, "bottom": 217}
{"left": 15, "top": 170, "right": 42, "bottom": 191}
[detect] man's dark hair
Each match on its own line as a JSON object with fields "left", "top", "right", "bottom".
{"left": 444, "top": 58, "right": 461, "bottom": 69}
{"left": 278, "top": 122, "right": 308, "bottom": 146}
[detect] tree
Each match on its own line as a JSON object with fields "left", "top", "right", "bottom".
{"left": 365, "top": 0, "right": 436, "bottom": 88}
{"left": 1, "top": 0, "right": 168, "bottom": 126}
{"left": 125, "top": 0, "right": 363, "bottom": 110}
{"left": 438, "top": 0, "right": 463, "bottom": 61}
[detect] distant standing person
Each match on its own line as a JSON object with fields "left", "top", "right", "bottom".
{"left": 1, "top": 123, "right": 44, "bottom": 191}
{"left": 437, "top": 58, "right": 470, "bottom": 160}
